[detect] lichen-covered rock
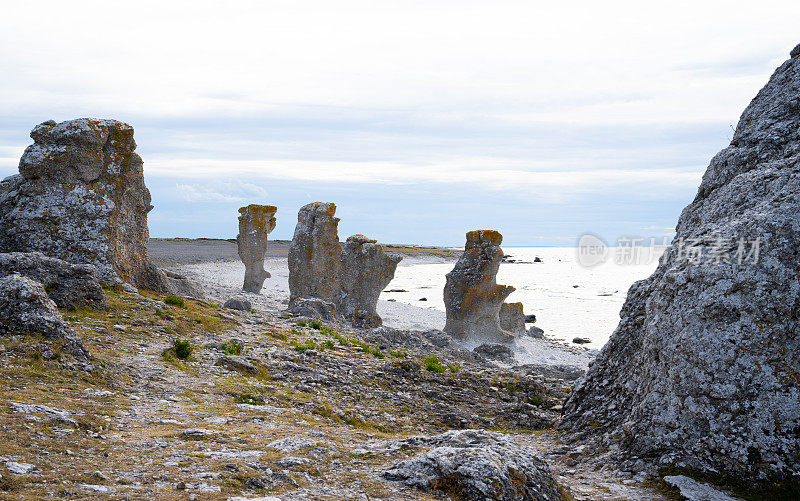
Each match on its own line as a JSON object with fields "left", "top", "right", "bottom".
{"left": 339, "top": 234, "right": 402, "bottom": 328}
{"left": 383, "top": 429, "right": 562, "bottom": 501}
{"left": 236, "top": 204, "right": 277, "bottom": 293}
{"left": 0, "top": 118, "right": 169, "bottom": 292}
{"left": 0, "top": 252, "right": 106, "bottom": 310}
{"left": 162, "top": 270, "right": 205, "bottom": 300}
{"left": 0, "top": 273, "right": 89, "bottom": 360}
{"left": 562, "top": 47, "right": 800, "bottom": 480}
{"left": 288, "top": 297, "right": 337, "bottom": 321}
{"left": 288, "top": 202, "right": 342, "bottom": 310}
{"left": 474, "top": 342, "right": 514, "bottom": 362}
{"left": 224, "top": 296, "right": 252, "bottom": 311}
{"left": 443, "top": 230, "right": 515, "bottom": 345}
{"left": 499, "top": 302, "right": 526, "bottom": 335}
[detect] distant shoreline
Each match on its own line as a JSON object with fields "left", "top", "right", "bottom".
{"left": 147, "top": 238, "right": 461, "bottom": 267}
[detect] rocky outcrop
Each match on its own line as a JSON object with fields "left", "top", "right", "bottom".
{"left": 339, "top": 235, "right": 402, "bottom": 327}
{"left": 161, "top": 270, "right": 205, "bottom": 300}
{"left": 0, "top": 119, "right": 168, "bottom": 292}
{"left": 562, "top": 46, "right": 800, "bottom": 481}
{"left": 383, "top": 429, "right": 562, "bottom": 501}
{"left": 288, "top": 202, "right": 342, "bottom": 310}
{"left": 0, "top": 273, "right": 89, "bottom": 360}
{"left": 443, "top": 230, "right": 515, "bottom": 345}
{"left": 236, "top": 204, "right": 277, "bottom": 293}
{"left": 0, "top": 252, "right": 106, "bottom": 310}
{"left": 288, "top": 298, "right": 337, "bottom": 321}
{"left": 499, "top": 302, "right": 526, "bottom": 335}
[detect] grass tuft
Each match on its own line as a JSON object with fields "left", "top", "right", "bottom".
{"left": 423, "top": 356, "right": 446, "bottom": 373}
{"left": 165, "top": 295, "right": 185, "bottom": 308}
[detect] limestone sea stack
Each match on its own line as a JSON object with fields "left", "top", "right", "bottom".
{"left": 288, "top": 202, "right": 342, "bottom": 314}
{"left": 499, "top": 302, "right": 526, "bottom": 336}
{"left": 236, "top": 204, "right": 277, "bottom": 293}
{"left": 0, "top": 119, "right": 168, "bottom": 292}
{"left": 339, "top": 235, "right": 402, "bottom": 328}
{"left": 562, "top": 45, "right": 800, "bottom": 481}
{"left": 443, "top": 230, "right": 515, "bottom": 345}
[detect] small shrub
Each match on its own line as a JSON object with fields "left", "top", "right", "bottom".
{"left": 529, "top": 393, "right": 544, "bottom": 407}
{"left": 448, "top": 362, "right": 460, "bottom": 374}
{"left": 222, "top": 339, "right": 245, "bottom": 355}
{"left": 165, "top": 295, "right": 185, "bottom": 308}
{"left": 161, "top": 349, "right": 175, "bottom": 363}
{"left": 291, "top": 339, "right": 317, "bottom": 353}
{"left": 234, "top": 394, "right": 264, "bottom": 405}
{"left": 296, "top": 319, "right": 307, "bottom": 327}
{"left": 389, "top": 349, "right": 406, "bottom": 359}
{"left": 172, "top": 339, "right": 194, "bottom": 359}
{"left": 319, "top": 324, "right": 336, "bottom": 336}
{"left": 373, "top": 349, "right": 385, "bottom": 359}
{"left": 423, "top": 356, "right": 446, "bottom": 373}
{"left": 334, "top": 333, "right": 351, "bottom": 346}
{"left": 323, "top": 340, "right": 335, "bottom": 350}
{"left": 309, "top": 319, "right": 323, "bottom": 330}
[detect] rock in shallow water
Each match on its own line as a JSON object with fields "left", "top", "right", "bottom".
{"left": 383, "top": 429, "right": 561, "bottom": 501}
{"left": 562, "top": 45, "right": 800, "bottom": 480}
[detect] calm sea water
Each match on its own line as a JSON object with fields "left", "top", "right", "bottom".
{"left": 381, "top": 247, "right": 662, "bottom": 348}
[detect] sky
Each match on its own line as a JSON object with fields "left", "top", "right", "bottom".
{"left": 1, "top": 1, "right": 799, "bottom": 246}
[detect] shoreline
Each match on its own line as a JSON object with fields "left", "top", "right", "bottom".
{"left": 159, "top": 239, "right": 596, "bottom": 370}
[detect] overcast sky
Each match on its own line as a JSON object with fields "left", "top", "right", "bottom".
{"left": 1, "top": 1, "right": 798, "bottom": 246}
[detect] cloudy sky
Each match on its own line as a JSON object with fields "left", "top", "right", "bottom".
{"left": 1, "top": 1, "right": 798, "bottom": 246}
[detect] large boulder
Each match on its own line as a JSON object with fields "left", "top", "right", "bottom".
{"left": 339, "top": 234, "right": 402, "bottom": 327}
{"left": 0, "top": 119, "right": 169, "bottom": 292}
{"left": 499, "top": 301, "right": 526, "bottom": 335}
{"left": 562, "top": 45, "right": 800, "bottom": 481}
{"left": 0, "top": 252, "right": 106, "bottom": 310}
{"left": 443, "top": 230, "right": 515, "bottom": 345}
{"left": 288, "top": 202, "right": 342, "bottom": 310}
{"left": 236, "top": 204, "right": 277, "bottom": 293}
{"left": 0, "top": 273, "right": 89, "bottom": 360}
{"left": 383, "top": 429, "right": 562, "bottom": 501}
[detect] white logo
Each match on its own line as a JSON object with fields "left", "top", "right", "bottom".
{"left": 576, "top": 233, "right": 608, "bottom": 267}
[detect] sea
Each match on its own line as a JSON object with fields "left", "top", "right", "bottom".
{"left": 381, "top": 247, "right": 664, "bottom": 348}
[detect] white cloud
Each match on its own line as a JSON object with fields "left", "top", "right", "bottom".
{"left": 175, "top": 181, "right": 268, "bottom": 203}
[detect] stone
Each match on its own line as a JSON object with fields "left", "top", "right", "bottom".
{"left": 474, "top": 343, "right": 514, "bottom": 362}
{"left": 572, "top": 337, "right": 591, "bottom": 344}
{"left": 499, "top": 302, "right": 526, "bottom": 335}
{"left": 0, "top": 273, "right": 89, "bottom": 360}
{"left": 338, "top": 234, "right": 402, "bottom": 327}
{"left": 288, "top": 202, "right": 342, "bottom": 309}
{"left": 562, "top": 48, "right": 800, "bottom": 480}
{"left": 215, "top": 355, "right": 259, "bottom": 375}
{"left": 224, "top": 297, "right": 252, "bottom": 311}
{"left": 0, "top": 119, "right": 170, "bottom": 292}
{"left": 0, "top": 251, "right": 106, "bottom": 310}
{"left": 662, "top": 475, "right": 741, "bottom": 501}
{"left": 443, "top": 230, "right": 515, "bottom": 345}
{"left": 236, "top": 204, "right": 277, "bottom": 293}
{"left": 76, "top": 484, "right": 116, "bottom": 494}
{"left": 162, "top": 270, "right": 205, "bottom": 300}
{"left": 288, "top": 297, "right": 337, "bottom": 321}
{"left": 792, "top": 43, "right": 800, "bottom": 58}
{"left": 383, "top": 429, "right": 561, "bottom": 501}
{"left": 267, "top": 437, "right": 317, "bottom": 452}
{"left": 526, "top": 326, "right": 544, "bottom": 339}
{"left": 4, "top": 461, "right": 38, "bottom": 475}
{"left": 524, "top": 313, "right": 537, "bottom": 323}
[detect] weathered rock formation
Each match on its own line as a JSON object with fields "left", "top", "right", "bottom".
{"left": 499, "top": 302, "right": 526, "bottom": 335}
{"left": 443, "top": 230, "right": 515, "bottom": 345}
{"left": 0, "top": 252, "right": 106, "bottom": 310}
{"left": 0, "top": 119, "right": 169, "bottom": 292}
{"left": 236, "top": 204, "right": 277, "bottom": 293}
{"left": 383, "top": 429, "right": 562, "bottom": 500}
{"left": 288, "top": 202, "right": 342, "bottom": 309}
{"left": 0, "top": 273, "right": 89, "bottom": 360}
{"left": 339, "top": 235, "right": 402, "bottom": 328}
{"left": 562, "top": 45, "right": 800, "bottom": 481}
